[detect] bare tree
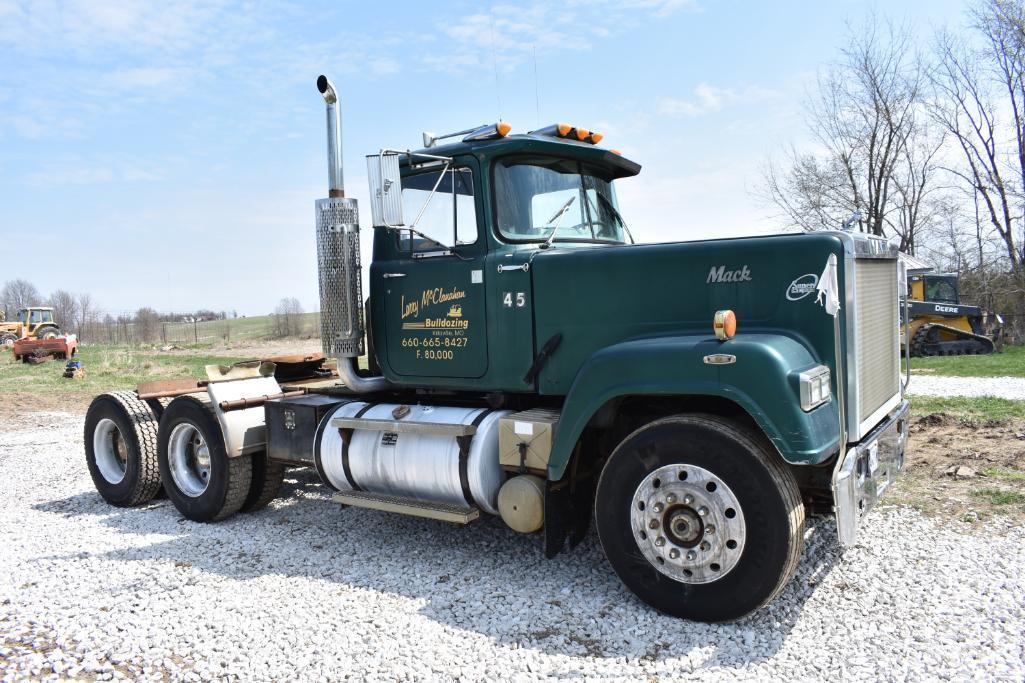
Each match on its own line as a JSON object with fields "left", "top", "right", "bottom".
{"left": 762, "top": 16, "right": 939, "bottom": 252}
{"left": 77, "top": 293, "right": 95, "bottom": 341}
{"left": 48, "top": 289, "right": 79, "bottom": 332}
{"left": 1, "top": 279, "right": 41, "bottom": 319}
{"left": 930, "top": 3, "right": 1025, "bottom": 275}
{"left": 272, "top": 298, "right": 305, "bottom": 338}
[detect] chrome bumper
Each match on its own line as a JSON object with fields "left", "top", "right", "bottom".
{"left": 832, "top": 400, "right": 910, "bottom": 547}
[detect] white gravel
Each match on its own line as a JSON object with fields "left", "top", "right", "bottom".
{"left": 906, "top": 374, "right": 1025, "bottom": 400}
{"left": 2, "top": 411, "right": 1024, "bottom": 681}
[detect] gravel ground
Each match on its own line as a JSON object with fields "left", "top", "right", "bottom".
{"left": 2, "top": 412, "right": 1024, "bottom": 681}
{"left": 907, "top": 374, "right": 1025, "bottom": 399}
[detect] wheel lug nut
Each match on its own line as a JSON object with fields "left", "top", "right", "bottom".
{"left": 652, "top": 502, "right": 664, "bottom": 513}
{"left": 700, "top": 541, "right": 711, "bottom": 551}
{"left": 666, "top": 494, "right": 677, "bottom": 504}
{"left": 686, "top": 550, "right": 697, "bottom": 561}
{"left": 654, "top": 537, "right": 666, "bottom": 547}
{"left": 683, "top": 495, "right": 694, "bottom": 505}
{"left": 705, "top": 525, "right": 715, "bottom": 535}
{"left": 668, "top": 548, "right": 680, "bottom": 560}
{"left": 698, "top": 506, "right": 708, "bottom": 517}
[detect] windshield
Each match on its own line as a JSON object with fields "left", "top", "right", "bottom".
{"left": 494, "top": 156, "right": 627, "bottom": 244}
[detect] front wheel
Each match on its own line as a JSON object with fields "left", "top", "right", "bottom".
{"left": 595, "top": 415, "right": 805, "bottom": 622}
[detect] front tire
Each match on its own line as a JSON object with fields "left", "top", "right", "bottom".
{"left": 158, "top": 396, "right": 252, "bottom": 522}
{"left": 595, "top": 414, "right": 805, "bottom": 622}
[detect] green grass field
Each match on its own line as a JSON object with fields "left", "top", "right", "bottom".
{"left": 904, "top": 343, "right": 1025, "bottom": 377}
{"left": 0, "top": 345, "right": 252, "bottom": 400}
{"left": 908, "top": 395, "right": 1025, "bottom": 422}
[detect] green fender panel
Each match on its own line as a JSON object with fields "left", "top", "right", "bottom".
{"left": 548, "top": 333, "right": 841, "bottom": 480}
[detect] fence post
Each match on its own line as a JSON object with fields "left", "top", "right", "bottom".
{"left": 194, "top": 320, "right": 198, "bottom": 344}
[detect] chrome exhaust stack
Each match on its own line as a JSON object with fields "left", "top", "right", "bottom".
{"left": 317, "top": 75, "right": 344, "bottom": 198}
{"left": 315, "top": 75, "right": 389, "bottom": 393}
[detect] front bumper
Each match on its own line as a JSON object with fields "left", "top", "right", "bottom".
{"left": 832, "top": 400, "right": 910, "bottom": 547}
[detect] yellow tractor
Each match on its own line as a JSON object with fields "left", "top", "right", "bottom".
{"left": 903, "top": 272, "right": 1003, "bottom": 356}
{"left": 0, "top": 307, "right": 62, "bottom": 346}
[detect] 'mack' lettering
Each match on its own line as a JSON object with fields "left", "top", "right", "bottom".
{"left": 707, "top": 265, "right": 752, "bottom": 284}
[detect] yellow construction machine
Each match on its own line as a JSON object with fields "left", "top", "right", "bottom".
{"left": 0, "top": 307, "right": 61, "bottom": 345}
{"left": 903, "top": 272, "right": 1003, "bottom": 356}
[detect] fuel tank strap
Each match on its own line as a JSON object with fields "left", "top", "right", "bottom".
{"left": 339, "top": 402, "right": 376, "bottom": 491}
{"left": 457, "top": 409, "right": 494, "bottom": 507}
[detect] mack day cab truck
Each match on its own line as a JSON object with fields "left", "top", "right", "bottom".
{"left": 83, "top": 75, "right": 910, "bottom": 622}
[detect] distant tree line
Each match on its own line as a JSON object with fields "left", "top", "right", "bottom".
{"left": 0, "top": 278, "right": 302, "bottom": 343}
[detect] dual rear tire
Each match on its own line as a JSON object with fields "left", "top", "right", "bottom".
{"left": 86, "top": 392, "right": 284, "bottom": 521}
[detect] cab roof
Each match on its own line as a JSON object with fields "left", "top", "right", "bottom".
{"left": 401, "top": 133, "right": 642, "bottom": 180}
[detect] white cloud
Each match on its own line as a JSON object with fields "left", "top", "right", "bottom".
{"left": 0, "top": 0, "right": 230, "bottom": 55}
{"left": 658, "top": 83, "right": 779, "bottom": 117}
{"left": 423, "top": 1, "right": 700, "bottom": 74}
{"left": 101, "top": 67, "right": 196, "bottom": 90}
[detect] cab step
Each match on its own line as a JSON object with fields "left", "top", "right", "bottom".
{"left": 331, "top": 490, "right": 480, "bottom": 524}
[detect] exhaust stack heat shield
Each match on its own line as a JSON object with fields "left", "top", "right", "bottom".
{"left": 316, "top": 197, "right": 364, "bottom": 358}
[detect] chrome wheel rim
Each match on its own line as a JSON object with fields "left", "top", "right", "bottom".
{"left": 168, "top": 423, "right": 212, "bottom": 497}
{"left": 93, "top": 418, "right": 128, "bottom": 484}
{"left": 630, "top": 463, "right": 746, "bottom": 584}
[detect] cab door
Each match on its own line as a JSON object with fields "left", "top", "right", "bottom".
{"left": 376, "top": 162, "right": 489, "bottom": 379}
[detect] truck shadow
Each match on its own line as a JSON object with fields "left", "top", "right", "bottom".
{"left": 35, "top": 471, "right": 843, "bottom": 668}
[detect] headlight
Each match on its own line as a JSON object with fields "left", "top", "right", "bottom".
{"left": 798, "top": 365, "right": 832, "bottom": 412}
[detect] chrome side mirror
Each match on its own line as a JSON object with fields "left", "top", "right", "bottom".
{"left": 366, "top": 151, "right": 403, "bottom": 227}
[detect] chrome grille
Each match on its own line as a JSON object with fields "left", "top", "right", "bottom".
{"left": 316, "top": 197, "right": 364, "bottom": 357}
{"left": 853, "top": 259, "right": 899, "bottom": 430}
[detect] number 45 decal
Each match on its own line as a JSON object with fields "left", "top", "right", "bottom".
{"left": 503, "top": 292, "right": 526, "bottom": 308}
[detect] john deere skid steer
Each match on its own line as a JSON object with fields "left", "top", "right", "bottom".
{"left": 904, "top": 272, "right": 1003, "bottom": 356}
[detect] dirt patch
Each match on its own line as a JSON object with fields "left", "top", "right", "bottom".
{"left": 0, "top": 392, "right": 90, "bottom": 421}
{"left": 890, "top": 412, "right": 1025, "bottom": 523}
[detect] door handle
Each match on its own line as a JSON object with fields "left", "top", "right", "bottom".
{"left": 497, "top": 263, "right": 530, "bottom": 273}
{"left": 382, "top": 273, "right": 407, "bottom": 279}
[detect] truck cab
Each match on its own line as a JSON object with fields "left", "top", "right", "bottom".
{"left": 368, "top": 132, "right": 639, "bottom": 391}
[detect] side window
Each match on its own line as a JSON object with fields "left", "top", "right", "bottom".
{"left": 30, "top": 310, "right": 42, "bottom": 324}
{"left": 399, "top": 167, "right": 478, "bottom": 251}
{"left": 42, "top": 310, "right": 53, "bottom": 323}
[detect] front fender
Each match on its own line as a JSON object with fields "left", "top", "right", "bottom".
{"left": 548, "top": 333, "right": 840, "bottom": 480}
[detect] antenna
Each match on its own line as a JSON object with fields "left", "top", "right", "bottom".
{"left": 533, "top": 44, "right": 540, "bottom": 127}
{"left": 489, "top": 9, "right": 502, "bottom": 120}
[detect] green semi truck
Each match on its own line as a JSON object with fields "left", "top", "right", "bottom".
{"left": 83, "top": 75, "right": 909, "bottom": 622}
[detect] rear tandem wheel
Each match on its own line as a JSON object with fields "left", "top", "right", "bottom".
{"left": 157, "top": 396, "right": 253, "bottom": 522}
{"left": 84, "top": 391, "right": 164, "bottom": 507}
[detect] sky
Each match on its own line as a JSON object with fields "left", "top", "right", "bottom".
{"left": 0, "top": 0, "right": 972, "bottom": 316}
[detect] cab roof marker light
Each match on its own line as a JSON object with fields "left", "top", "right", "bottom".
{"left": 587, "top": 132, "right": 604, "bottom": 144}
{"left": 462, "top": 121, "right": 513, "bottom": 143}
{"left": 574, "top": 127, "right": 591, "bottom": 141}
